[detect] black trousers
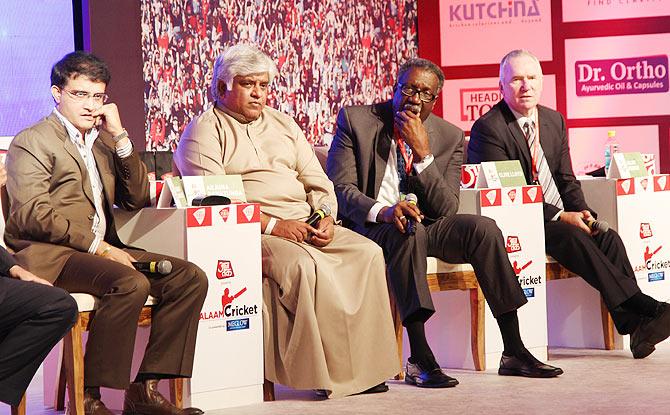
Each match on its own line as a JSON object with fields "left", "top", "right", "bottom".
{"left": 545, "top": 221, "right": 642, "bottom": 334}
{"left": 0, "top": 278, "right": 77, "bottom": 406}
{"left": 55, "top": 248, "right": 208, "bottom": 389}
{"left": 362, "top": 214, "right": 528, "bottom": 324}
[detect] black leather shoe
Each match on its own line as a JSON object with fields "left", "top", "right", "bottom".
{"left": 631, "top": 302, "right": 670, "bottom": 359}
{"left": 498, "top": 350, "right": 563, "bottom": 378}
{"left": 359, "top": 382, "right": 389, "bottom": 394}
{"left": 404, "top": 359, "right": 459, "bottom": 388}
{"left": 68, "top": 390, "right": 114, "bottom": 415}
{"left": 123, "top": 380, "right": 204, "bottom": 415}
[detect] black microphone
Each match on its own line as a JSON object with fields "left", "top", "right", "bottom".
{"left": 132, "top": 260, "right": 173, "bottom": 277}
{"left": 584, "top": 218, "right": 610, "bottom": 235}
{"left": 405, "top": 193, "right": 418, "bottom": 235}
{"left": 305, "top": 204, "right": 332, "bottom": 227}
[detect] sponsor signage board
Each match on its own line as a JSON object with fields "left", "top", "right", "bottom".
{"left": 565, "top": 34, "right": 670, "bottom": 119}
{"left": 563, "top": 1, "right": 670, "bottom": 23}
{"left": 439, "top": 0, "right": 552, "bottom": 66}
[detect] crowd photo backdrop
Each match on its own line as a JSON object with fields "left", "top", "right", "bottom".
{"left": 141, "top": 0, "right": 418, "bottom": 151}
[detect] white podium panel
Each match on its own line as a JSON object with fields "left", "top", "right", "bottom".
{"left": 478, "top": 186, "right": 548, "bottom": 368}
{"left": 114, "top": 205, "right": 263, "bottom": 410}
{"left": 614, "top": 176, "right": 670, "bottom": 303}
{"left": 578, "top": 176, "right": 670, "bottom": 349}
{"left": 421, "top": 186, "right": 548, "bottom": 370}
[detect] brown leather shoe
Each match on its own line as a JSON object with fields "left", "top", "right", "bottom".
{"left": 122, "top": 380, "right": 203, "bottom": 415}
{"left": 67, "top": 390, "right": 114, "bottom": 415}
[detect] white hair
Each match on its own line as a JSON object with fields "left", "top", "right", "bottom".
{"left": 210, "top": 44, "right": 278, "bottom": 100}
{"left": 499, "top": 49, "right": 543, "bottom": 82}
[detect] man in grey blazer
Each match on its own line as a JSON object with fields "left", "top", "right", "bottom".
{"left": 327, "top": 58, "right": 562, "bottom": 386}
{"left": 5, "top": 51, "right": 206, "bottom": 415}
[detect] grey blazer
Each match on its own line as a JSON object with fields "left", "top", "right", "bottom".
{"left": 327, "top": 101, "right": 465, "bottom": 233}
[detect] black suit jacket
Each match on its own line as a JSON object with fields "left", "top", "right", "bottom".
{"left": 327, "top": 101, "right": 464, "bottom": 232}
{"left": 468, "top": 100, "right": 592, "bottom": 221}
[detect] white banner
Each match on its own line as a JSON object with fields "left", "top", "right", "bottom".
{"left": 186, "top": 204, "right": 263, "bottom": 395}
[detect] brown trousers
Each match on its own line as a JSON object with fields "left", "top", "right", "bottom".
{"left": 56, "top": 248, "right": 208, "bottom": 389}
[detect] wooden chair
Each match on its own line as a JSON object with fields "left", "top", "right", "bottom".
{"left": 392, "top": 258, "right": 484, "bottom": 378}
{"left": 53, "top": 293, "right": 184, "bottom": 414}
{"left": 545, "top": 258, "right": 617, "bottom": 350}
{"left": 9, "top": 394, "right": 26, "bottom": 415}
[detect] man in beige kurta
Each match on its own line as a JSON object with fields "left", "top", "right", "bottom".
{"left": 173, "top": 44, "right": 398, "bottom": 397}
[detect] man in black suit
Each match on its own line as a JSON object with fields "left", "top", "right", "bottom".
{"left": 0, "top": 163, "right": 78, "bottom": 406}
{"left": 468, "top": 49, "right": 670, "bottom": 359}
{"left": 327, "top": 58, "right": 563, "bottom": 387}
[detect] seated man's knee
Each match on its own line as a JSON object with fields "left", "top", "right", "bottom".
{"left": 114, "top": 273, "right": 152, "bottom": 306}
{"left": 190, "top": 264, "right": 209, "bottom": 296}
{"left": 463, "top": 214, "right": 502, "bottom": 240}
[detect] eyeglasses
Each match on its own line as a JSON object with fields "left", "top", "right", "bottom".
{"left": 397, "top": 84, "right": 437, "bottom": 103}
{"left": 61, "top": 88, "right": 109, "bottom": 105}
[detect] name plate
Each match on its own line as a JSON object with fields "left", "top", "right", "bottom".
{"left": 608, "top": 152, "right": 648, "bottom": 179}
{"left": 182, "top": 175, "right": 246, "bottom": 204}
{"left": 476, "top": 160, "right": 527, "bottom": 188}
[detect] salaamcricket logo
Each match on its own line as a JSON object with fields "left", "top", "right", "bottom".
{"left": 216, "top": 260, "right": 234, "bottom": 279}
{"left": 448, "top": 0, "right": 541, "bottom": 26}
{"left": 199, "top": 285, "right": 259, "bottom": 332}
{"left": 575, "top": 55, "right": 669, "bottom": 97}
{"left": 635, "top": 244, "right": 670, "bottom": 278}
{"left": 634, "top": 222, "right": 670, "bottom": 276}
{"left": 459, "top": 88, "right": 502, "bottom": 121}
{"left": 504, "top": 235, "right": 541, "bottom": 298}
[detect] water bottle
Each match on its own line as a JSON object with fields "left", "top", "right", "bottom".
{"left": 604, "top": 130, "right": 616, "bottom": 173}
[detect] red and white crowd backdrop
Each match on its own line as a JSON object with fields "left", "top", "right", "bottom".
{"left": 418, "top": 0, "right": 670, "bottom": 173}
{"left": 140, "top": 0, "right": 670, "bottom": 172}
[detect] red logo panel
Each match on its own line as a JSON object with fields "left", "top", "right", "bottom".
{"left": 616, "top": 179, "right": 635, "bottom": 196}
{"left": 522, "top": 186, "right": 542, "bottom": 204}
{"left": 654, "top": 175, "right": 670, "bottom": 192}
{"left": 480, "top": 189, "right": 502, "bottom": 207}
{"left": 237, "top": 204, "right": 260, "bottom": 223}
{"left": 506, "top": 236, "right": 522, "bottom": 253}
{"left": 187, "top": 207, "right": 212, "bottom": 227}
{"left": 216, "top": 260, "right": 235, "bottom": 279}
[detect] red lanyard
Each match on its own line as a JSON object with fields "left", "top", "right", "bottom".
{"left": 396, "top": 135, "right": 414, "bottom": 175}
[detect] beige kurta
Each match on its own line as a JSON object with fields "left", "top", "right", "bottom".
{"left": 175, "top": 105, "right": 399, "bottom": 397}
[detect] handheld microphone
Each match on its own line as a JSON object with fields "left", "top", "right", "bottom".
{"left": 305, "top": 204, "right": 332, "bottom": 227}
{"left": 405, "top": 193, "right": 418, "bottom": 235}
{"left": 584, "top": 218, "right": 610, "bottom": 235}
{"left": 132, "top": 260, "right": 173, "bottom": 277}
